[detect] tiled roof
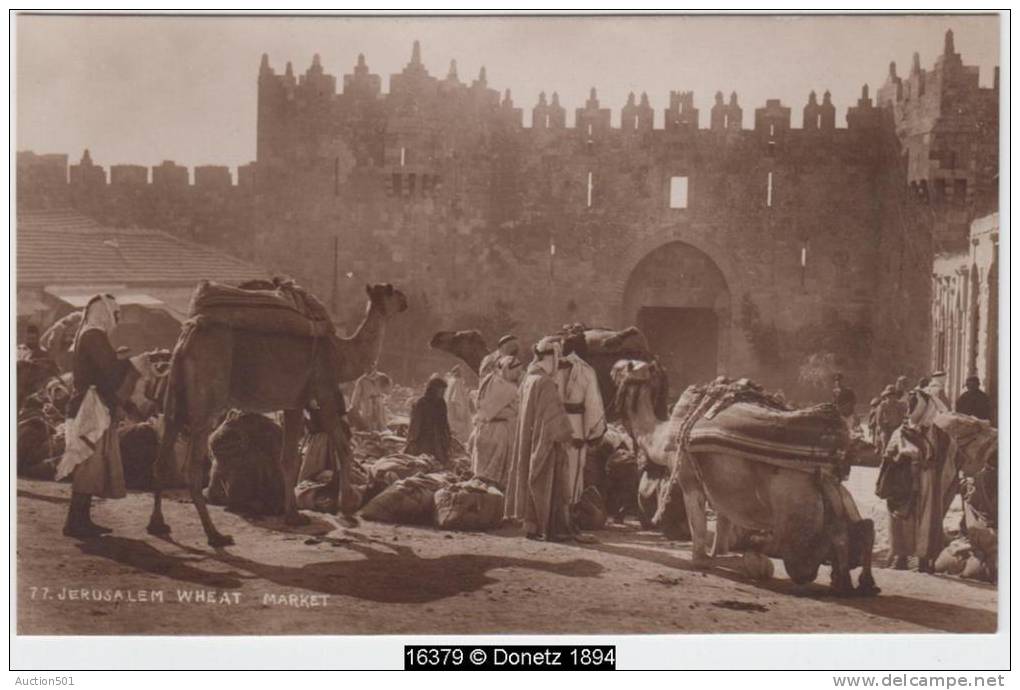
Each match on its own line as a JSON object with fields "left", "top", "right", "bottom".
{"left": 16, "top": 209, "right": 266, "bottom": 287}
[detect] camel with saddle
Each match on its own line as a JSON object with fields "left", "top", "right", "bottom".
{"left": 613, "top": 363, "right": 878, "bottom": 596}
{"left": 148, "top": 279, "right": 407, "bottom": 546}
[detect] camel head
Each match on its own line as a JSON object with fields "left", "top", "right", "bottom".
{"left": 611, "top": 359, "right": 660, "bottom": 440}
{"left": 429, "top": 329, "right": 488, "bottom": 374}
{"left": 365, "top": 283, "right": 408, "bottom": 317}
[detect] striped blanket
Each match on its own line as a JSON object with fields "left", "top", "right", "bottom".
{"left": 687, "top": 401, "right": 848, "bottom": 472}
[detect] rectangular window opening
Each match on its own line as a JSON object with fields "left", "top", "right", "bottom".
{"left": 399, "top": 147, "right": 406, "bottom": 167}
{"left": 816, "top": 113, "right": 822, "bottom": 128}
{"left": 669, "top": 176, "right": 689, "bottom": 209}
{"left": 587, "top": 123, "right": 593, "bottom": 136}
{"left": 766, "top": 171, "right": 774, "bottom": 207}
{"left": 586, "top": 171, "right": 593, "bottom": 208}
{"left": 723, "top": 114, "right": 729, "bottom": 129}
{"left": 769, "top": 123, "right": 776, "bottom": 137}
{"left": 800, "top": 244, "right": 808, "bottom": 287}
{"left": 545, "top": 114, "right": 550, "bottom": 128}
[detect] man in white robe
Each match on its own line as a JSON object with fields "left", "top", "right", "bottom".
{"left": 557, "top": 346, "right": 606, "bottom": 531}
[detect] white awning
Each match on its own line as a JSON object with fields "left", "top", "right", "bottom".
{"left": 43, "top": 285, "right": 185, "bottom": 322}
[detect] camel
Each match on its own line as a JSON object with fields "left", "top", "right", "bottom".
{"left": 429, "top": 325, "right": 670, "bottom": 420}
{"left": 428, "top": 330, "right": 488, "bottom": 374}
{"left": 610, "top": 360, "right": 689, "bottom": 538}
{"left": 613, "top": 366, "right": 879, "bottom": 596}
{"left": 147, "top": 282, "right": 407, "bottom": 547}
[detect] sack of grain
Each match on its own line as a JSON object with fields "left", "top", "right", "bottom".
{"left": 360, "top": 472, "right": 451, "bottom": 525}
{"left": 434, "top": 478, "right": 504, "bottom": 531}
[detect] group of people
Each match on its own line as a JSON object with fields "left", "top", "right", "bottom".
{"left": 22, "top": 296, "right": 997, "bottom": 568}
{"left": 858, "top": 370, "right": 995, "bottom": 574}
{"left": 403, "top": 332, "right": 608, "bottom": 542}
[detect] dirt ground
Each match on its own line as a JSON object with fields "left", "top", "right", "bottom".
{"left": 16, "top": 471, "right": 997, "bottom": 635}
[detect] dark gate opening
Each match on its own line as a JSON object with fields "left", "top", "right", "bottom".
{"left": 637, "top": 306, "right": 718, "bottom": 396}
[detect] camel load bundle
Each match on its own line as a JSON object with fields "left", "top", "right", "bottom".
{"left": 671, "top": 377, "right": 850, "bottom": 475}
{"left": 186, "top": 278, "right": 334, "bottom": 338}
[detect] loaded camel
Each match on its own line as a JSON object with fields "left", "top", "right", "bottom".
{"left": 612, "top": 365, "right": 879, "bottom": 596}
{"left": 430, "top": 324, "right": 670, "bottom": 421}
{"left": 148, "top": 282, "right": 407, "bottom": 546}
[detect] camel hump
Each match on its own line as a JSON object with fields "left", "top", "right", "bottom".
{"left": 187, "top": 280, "right": 334, "bottom": 338}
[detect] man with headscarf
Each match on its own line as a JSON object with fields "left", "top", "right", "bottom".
{"left": 470, "top": 355, "right": 522, "bottom": 488}
{"left": 479, "top": 334, "right": 520, "bottom": 380}
{"left": 444, "top": 364, "right": 474, "bottom": 443}
{"left": 894, "top": 375, "right": 910, "bottom": 400}
{"left": 405, "top": 374, "right": 452, "bottom": 465}
{"left": 55, "top": 294, "right": 140, "bottom": 539}
{"left": 557, "top": 335, "right": 606, "bottom": 533}
{"left": 349, "top": 369, "right": 392, "bottom": 432}
{"left": 880, "top": 388, "right": 959, "bottom": 573}
{"left": 875, "top": 384, "right": 907, "bottom": 455}
{"left": 505, "top": 337, "right": 575, "bottom": 541}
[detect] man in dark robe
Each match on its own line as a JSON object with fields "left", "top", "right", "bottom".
{"left": 956, "top": 376, "right": 993, "bottom": 423}
{"left": 505, "top": 337, "right": 575, "bottom": 541}
{"left": 58, "top": 294, "right": 140, "bottom": 539}
{"left": 405, "top": 375, "right": 452, "bottom": 465}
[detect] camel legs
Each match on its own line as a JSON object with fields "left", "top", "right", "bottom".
{"left": 677, "top": 456, "right": 711, "bottom": 568}
{"left": 147, "top": 417, "right": 179, "bottom": 536}
{"left": 318, "top": 394, "right": 358, "bottom": 518}
{"left": 184, "top": 426, "right": 234, "bottom": 547}
{"left": 818, "top": 478, "right": 854, "bottom": 595}
{"left": 852, "top": 519, "right": 880, "bottom": 596}
{"left": 279, "top": 409, "right": 309, "bottom": 526}
{"left": 711, "top": 514, "right": 732, "bottom": 557}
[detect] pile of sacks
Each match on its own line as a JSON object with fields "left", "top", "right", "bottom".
{"left": 16, "top": 376, "right": 188, "bottom": 491}
{"left": 351, "top": 426, "right": 501, "bottom": 531}
{"left": 359, "top": 471, "right": 506, "bottom": 532}
{"left": 351, "top": 430, "right": 407, "bottom": 460}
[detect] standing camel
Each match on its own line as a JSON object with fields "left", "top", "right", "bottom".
{"left": 147, "top": 283, "right": 407, "bottom": 546}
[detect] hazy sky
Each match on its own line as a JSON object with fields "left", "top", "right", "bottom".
{"left": 16, "top": 13, "right": 1000, "bottom": 170}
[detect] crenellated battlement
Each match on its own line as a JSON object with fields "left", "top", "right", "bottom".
{"left": 255, "top": 40, "right": 899, "bottom": 137}
{"left": 20, "top": 149, "right": 259, "bottom": 193}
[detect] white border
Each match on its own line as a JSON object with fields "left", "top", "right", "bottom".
{"left": 6, "top": 7, "right": 1012, "bottom": 672}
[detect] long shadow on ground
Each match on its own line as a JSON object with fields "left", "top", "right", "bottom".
{"left": 75, "top": 537, "right": 249, "bottom": 590}
{"left": 180, "top": 531, "right": 604, "bottom": 604}
{"left": 77, "top": 529, "right": 604, "bottom": 605}
{"left": 576, "top": 537, "right": 996, "bottom": 633}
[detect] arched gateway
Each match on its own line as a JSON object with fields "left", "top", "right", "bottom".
{"left": 622, "top": 241, "right": 731, "bottom": 396}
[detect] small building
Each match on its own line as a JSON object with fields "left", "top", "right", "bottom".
{"left": 16, "top": 209, "right": 267, "bottom": 354}
{"left": 930, "top": 212, "right": 999, "bottom": 420}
